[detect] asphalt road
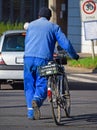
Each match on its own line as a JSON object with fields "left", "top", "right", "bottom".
{"left": 0, "top": 72, "right": 97, "bottom": 130}
{"left": 0, "top": 90, "right": 97, "bottom": 130}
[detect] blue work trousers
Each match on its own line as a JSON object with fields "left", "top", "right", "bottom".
{"left": 24, "top": 57, "right": 48, "bottom": 110}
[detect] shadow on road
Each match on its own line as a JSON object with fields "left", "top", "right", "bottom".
{"left": 69, "top": 82, "right": 97, "bottom": 90}
{"left": 0, "top": 105, "right": 26, "bottom": 109}
{"left": 60, "top": 113, "right": 97, "bottom": 126}
{"left": 39, "top": 113, "right": 97, "bottom": 126}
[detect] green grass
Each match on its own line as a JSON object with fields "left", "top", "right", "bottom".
{"left": 67, "top": 56, "right": 97, "bottom": 69}
{"left": 0, "top": 22, "right": 24, "bottom": 34}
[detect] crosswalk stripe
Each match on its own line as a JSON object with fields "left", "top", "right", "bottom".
{"left": 69, "top": 73, "right": 97, "bottom": 78}
{"left": 67, "top": 74, "right": 97, "bottom": 83}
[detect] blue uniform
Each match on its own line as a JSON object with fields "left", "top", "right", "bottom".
{"left": 24, "top": 17, "right": 78, "bottom": 111}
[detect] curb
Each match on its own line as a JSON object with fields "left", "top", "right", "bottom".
{"left": 65, "top": 66, "right": 95, "bottom": 73}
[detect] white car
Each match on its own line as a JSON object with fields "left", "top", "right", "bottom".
{"left": 0, "top": 30, "right": 26, "bottom": 88}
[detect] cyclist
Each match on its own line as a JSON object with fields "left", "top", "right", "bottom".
{"left": 24, "top": 7, "right": 79, "bottom": 120}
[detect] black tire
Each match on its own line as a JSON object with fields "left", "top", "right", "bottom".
{"left": 62, "top": 74, "right": 71, "bottom": 117}
{"left": 50, "top": 74, "right": 71, "bottom": 125}
{"left": 50, "top": 76, "right": 61, "bottom": 125}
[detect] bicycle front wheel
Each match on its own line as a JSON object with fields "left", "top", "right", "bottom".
{"left": 49, "top": 76, "right": 61, "bottom": 125}
{"left": 62, "top": 73, "right": 71, "bottom": 117}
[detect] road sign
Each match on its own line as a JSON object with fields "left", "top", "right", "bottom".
{"left": 80, "top": 0, "right": 97, "bottom": 21}
{"left": 84, "top": 21, "right": 97, "bottom": 40}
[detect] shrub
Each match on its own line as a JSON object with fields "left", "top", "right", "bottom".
{"left": 0, "top": 22, "right": 23, "bottom": 34}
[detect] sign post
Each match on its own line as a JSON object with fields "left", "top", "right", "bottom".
{"left": 80, "top": 0, "right": 97, "bottom": 59}
{"left": 91, "top": 40, "right": 95, "bottom": 59}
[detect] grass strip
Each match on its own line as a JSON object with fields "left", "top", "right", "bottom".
{"left": 68, "top": 56, "right": 97, "bottom": 69}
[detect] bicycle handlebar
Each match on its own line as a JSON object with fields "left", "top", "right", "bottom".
{"left": 53, "top": 51, "right": 67, "bottom": 65}
{"left": 53, "top": 50, "right": 67, "bottom": 59}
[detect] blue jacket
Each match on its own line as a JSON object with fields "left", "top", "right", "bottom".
{"left": 25, "top": 17, "right": 78, "bottom": 60}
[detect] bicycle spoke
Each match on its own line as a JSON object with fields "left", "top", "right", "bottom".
{"left": 50, "top": 76, "right": 61, "bottom": 125}
{"left": 63, "top": 75, "right": 71, "bottom": 117}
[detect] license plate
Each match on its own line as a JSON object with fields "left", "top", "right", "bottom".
{"left": 15, "top": 57, "right": 23, "bottom": 64}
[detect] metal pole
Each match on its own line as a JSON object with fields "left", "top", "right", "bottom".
{"left": 20, "top": 0, "right": 25, "bottom": 22}
{"left": 0, "top": 0, "right": 2, "bottom": 21}
{"left": 91, "top": 40, "right": 95, "bottom": 59}
{"left": 10, "top": 0, "right": 14, "bottom": 23}
{"left": 33, "top": 0, "right": 37, "bottom": 19}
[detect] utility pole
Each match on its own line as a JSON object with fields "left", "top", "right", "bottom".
{"left": 48, "top": 0, "right": 57, "bottom": 23}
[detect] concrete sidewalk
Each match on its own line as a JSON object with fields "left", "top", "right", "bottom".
{"left": 78, "top": 53, "right": 97, "bottom": 58}
{"left": 78, "top": 53, "right": 94, "bottom": 58}
{"left": 65, "top": 66, "right": 93, "bottom": 73}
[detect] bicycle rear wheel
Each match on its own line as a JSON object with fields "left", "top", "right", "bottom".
{"left": 49, "top": 76, "right": 61, "bottom": 125}
{"left": 62, "top": 73, "right": 71, "bottom": 117}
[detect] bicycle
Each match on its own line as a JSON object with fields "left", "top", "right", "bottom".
{"left": 38, "top": 51, "right": 71, "bottom": 125}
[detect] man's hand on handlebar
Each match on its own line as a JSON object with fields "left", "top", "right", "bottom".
{"left": 75, "top": 54, "right": 79, "bottom": 61}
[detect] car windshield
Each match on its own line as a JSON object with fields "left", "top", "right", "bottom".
{"left": 2, "top": 33, "right": 25, "bottom": 52}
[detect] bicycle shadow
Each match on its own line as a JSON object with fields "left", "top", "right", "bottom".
{"left": 40, "top": 113, "right": 97, "bottom": 126}
{"left": 60, "top": 113, "right": 97, "bottom": 126}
